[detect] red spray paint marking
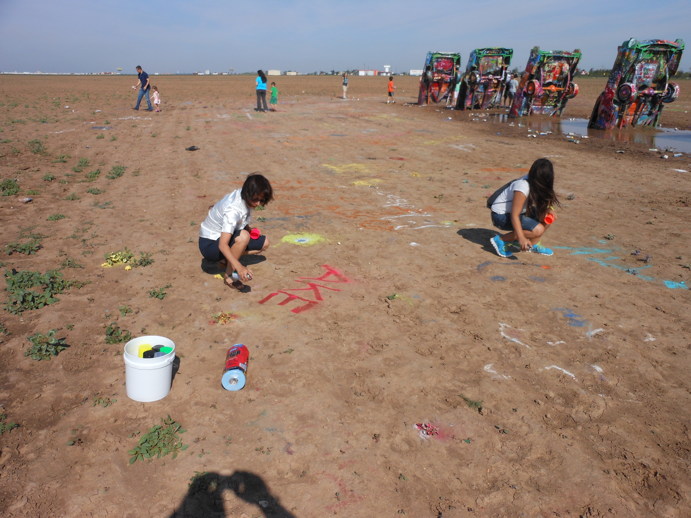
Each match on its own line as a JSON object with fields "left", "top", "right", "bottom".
{"left": 259, "top": 265, "right": 352, "bottom": 313}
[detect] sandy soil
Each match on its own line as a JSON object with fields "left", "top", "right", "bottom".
{"left": 0, "top": 74, "right": 689, "bottom": 517}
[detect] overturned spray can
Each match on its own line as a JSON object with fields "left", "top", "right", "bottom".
{"left": 221, "top": 344, "right": 249, "bottom": 391}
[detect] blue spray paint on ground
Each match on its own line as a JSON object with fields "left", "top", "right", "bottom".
{"left": 553, "top": 245, "right": 687, "bottom": 289}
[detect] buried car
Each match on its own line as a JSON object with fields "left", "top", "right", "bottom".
{"left": 509, "top": 47, "right": 581, "bottom": 117}
{"left": 417, "top": 51, "right": 461, "bottom": 106}
{"left": 589, "top": 38, "right": 685, "bottom": 129}
{"left": 456, "top": 48, "right": 513, "bottom": 110}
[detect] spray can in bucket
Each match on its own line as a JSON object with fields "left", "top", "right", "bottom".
{"left": 221, "top": 344, "right": 249, "bottom": 391}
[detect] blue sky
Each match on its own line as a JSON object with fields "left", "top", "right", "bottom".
{"left": 0, "top": 0, "right": 689, "bottom": 74}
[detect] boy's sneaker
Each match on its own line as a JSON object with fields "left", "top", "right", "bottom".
{"left": 490, "top": 235, "right": 513, "bottom": 258}
{"left": 529, "top": 243, "right": 554, "bottom": 256}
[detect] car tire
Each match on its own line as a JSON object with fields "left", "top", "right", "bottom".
{"left": 566, "top": 82, "right": 579, "bottom": 99}
{"left": 661, "top": 82, "right": 679, "bottom": 103}
{"left": 525, "top": 79, "right": 540, "bottom": 96}
{"left": 616, "top": 83, "right": 636, "bottom": 103}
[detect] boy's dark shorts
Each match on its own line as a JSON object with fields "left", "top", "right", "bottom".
{"left": 199, "top": 230, "right": 266, "bottom": 262}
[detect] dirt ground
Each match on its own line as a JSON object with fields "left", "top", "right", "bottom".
{"left": 0, "top": 74, "right": 689, "bottom": 517}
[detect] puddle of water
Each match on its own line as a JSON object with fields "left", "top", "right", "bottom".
{"left": 483, "top": 114, "right": 691, "bottom": 153}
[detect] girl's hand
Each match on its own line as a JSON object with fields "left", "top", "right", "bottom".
{"left": 518, "top": 236, "right": 532, "bottom": 251}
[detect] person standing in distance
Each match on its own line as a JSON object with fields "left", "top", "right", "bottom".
{"left": 132, "top": 65, "right": 153, "bottom": 111}
{"left": 255, "top": 70, "right": 268, "bottom": 112}
{"left": 342, "top": 73, "right": 349, "bottom": 99}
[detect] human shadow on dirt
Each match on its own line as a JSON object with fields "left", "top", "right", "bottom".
{"left": 200, "top": 255, "right": 267, "bottom": 275}
{"left": 168, "top": 470, "right": 295, "bottom": 518}
{"left": 458, "top": 227, "right": 511, "bottom": 254}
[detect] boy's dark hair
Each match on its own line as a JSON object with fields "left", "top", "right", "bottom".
{"left": 241, "top": 174, "right": 273, "bottom": 206}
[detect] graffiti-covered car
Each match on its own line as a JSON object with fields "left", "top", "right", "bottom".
{"left": 456, "top": 48, "right": 513, "bottom": 110}
{"left": 509, "top": 47, "right": 581, "bottom": 117}
{"left": 589, "top": 38, "right": 685, "bottom": 129}
{"left": 418, "top": 51, "right": 461, "bottom": 106}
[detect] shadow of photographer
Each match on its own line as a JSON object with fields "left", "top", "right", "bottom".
{"left": 169, "top": 470, "right": 295, "bottom": 518}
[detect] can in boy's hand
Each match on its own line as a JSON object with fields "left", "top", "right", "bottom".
{"left": 221, "top": 344, "right": 249, "bottom": 391}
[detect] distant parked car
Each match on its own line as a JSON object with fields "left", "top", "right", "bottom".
{"left": 509, "top": 47, "right": 581, "bottom": 117}
{"left": 418, "top": 51, "right": 461, "bottom": 106}
{"left": 456, "top": 48, "right": 513, "bottom": 110}
{"left": 589, "top": 38, "right": 685, "bottom": 129}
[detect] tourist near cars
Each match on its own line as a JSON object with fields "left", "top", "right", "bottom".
{"left": 588, "top": 38, "right": 685, "bottom": 129}
{"left": 456, "top": 47, "right": 513, "bottom": 110}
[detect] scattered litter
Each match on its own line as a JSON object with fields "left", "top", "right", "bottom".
{"left": 91, "top": 126, "right": 112, "bottom": 130}
{"left": 19, "top": 197, "right": 33, "bottom": 203}
{"left": 671, "top": 168, "right": 688, "bottom": 173}
{"left": 409, "top": 242, "right": 420, "bottom": 247}
{"left": 415, "top": 422, "right": 439, "bottom": 439}
{"left": 673, "top": 153, "right": 683, "bottom": 157}
{"left": 186, "top": 146, "right": 200, "bottom": 151}
{"left": 648, "top": 148, "right": 658, "bottom": 152}
{"left": 660, "top": 154, "right": 669, "bottom": 159}
{"left": 616, "top": 150, "right": 625, "bottom": 154}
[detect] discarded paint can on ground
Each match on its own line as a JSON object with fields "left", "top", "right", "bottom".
{"left": 221, "top": 344, "right": 249, "bottom": 391}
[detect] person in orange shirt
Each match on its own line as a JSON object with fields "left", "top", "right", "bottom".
{"left": 387, "top": 76, "right": 396, "bottom": 104}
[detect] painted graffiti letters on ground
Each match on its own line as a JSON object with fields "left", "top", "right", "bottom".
{"left": 259, "top": 264, "right": 352, "bottom": 314}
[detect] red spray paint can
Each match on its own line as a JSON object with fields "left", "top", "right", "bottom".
{"left": 221, "top": 344, "right": 249, "bottom": 391}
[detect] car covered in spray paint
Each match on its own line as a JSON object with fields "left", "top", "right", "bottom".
{"left": 588, "top": 38, "right": 685, "bottom": 129}
{"left": 509, "top": 47, "right": 581, "bottom": 117}
{"left": 417, "top": 51, "right": 461, "bottom": 106}
{"left": 456, "top": 48, "right": 513, "bottom": 110}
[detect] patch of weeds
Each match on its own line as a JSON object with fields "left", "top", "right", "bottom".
{"left": 148, "top": 284, "right": 172, "bottom": 300}
{"left": 47, "top": 213, "right": 66, "bottom": 221}
{"left": 43, "top": 174, "right": 56, "bottom": 182}
{"left": 459, "top": 394, "right": 483, "bottom": 413}
{"left": 110, "top": 136, "right": 117, "bottom": 142}
{"left": 72, "top": 158, "right": 90, "bottom": 173}
{"left": 52, "top": 154, "right": 70, "bottom": 163}
{"left": 0, "top": 322, "right": 7, "bottom": 335}
{"left": 105, "top": 322, "right": 132, "bottom": 344}
{"left": 65, "top": 193, "right": 80, "bottom": 201}
{"left": 106, "top": 165, "right": 126, "bottom": 179}
{"left": 104, "top": 120, "right": 110, "bottom": 125}
{"left": 86, "top": 187, "right": 105, "bottom": 195}
{"left": 0, "top": 413, "right": 19, "bottom": 434}
{"left": 5, "top": 238, "right": 42, "bottom": 255}
{"left": 604, "top": 233, "right": 615, "bottom": 241}
{"left": 118, "top": 305, "right": 133, "bottom": 317}
{"left": 433, "top": 194, "right": 444, "bottom": 202}
{"left": 25, "top": 189, "right": 40, "bottom": 195}
{"left": 255, "top": 216, "right": 266, "bottom": 223}
{"left": 65, "top": 323, "right": 74, "bottom": 330}
{"left": 151, "top": 133, "right": 158, "bottom": 138}
{"left": 25, "top": 329, "right": 69, "bottom": 360}
{"left": 93, "top": 201, "right": 113, "bottom": 210}
{"left": 102, "top": 249, "right": 154, "bottom": 268}
{"left": 1, "top": 178, "right": 20, "bottom": 196}
{"left": 386, "top": 293, "right": 399, "bottom": 300}
{"left": 0, "top": 138, "right": 11, "bottom": 144}
{"left": 96, "top": 134, "right": 105, "bottom": 140}
{"left": 210, "top": 311, "right": 239, "bottom": 325}
{"left": 93, "top": 396, "right": 117, "bottom": 407}
{"left": 186, "top": 126, "right": 191, "bottom": 131}
{"left": 28, "top": 139, "right": 46, "bottom": 155}
{"left": 128, "top": 415, "right": 188, "bottom": 464}
{"left": 4, "top": 269, "right": 79, "bottom": 314}
{"left": 86, "top": 169, "right": 101, "bottom": 182}
{"left": 254, "top": 205, "right": 266, "bottom": 211}
{"left": 60, "top": 257, "right": 83, "bottom": 269}
{"left": 131, "top": 169, "right": 141, "bottom": 177}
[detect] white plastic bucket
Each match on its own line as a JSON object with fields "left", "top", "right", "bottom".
{"left": 123, "top": 336, "right": 176, "bottom": 402}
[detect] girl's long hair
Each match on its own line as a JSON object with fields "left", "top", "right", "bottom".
{"left": 527, "top": 158, "right": 560, "bottom": 219}
{"left": 257, "top": 70, "right": 267, "bottom": 84}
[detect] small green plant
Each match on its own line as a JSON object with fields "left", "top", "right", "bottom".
{"left": 93, "top": 396, "right": 116, "bottom": 407}
{"left": 5, "top": 239, "right": 42, "bottom": 255}
{"left": 93, "top": 201, "right": 113, "bottom": 209}
{"left": 65, "top": 193, "right": 80, "bottom": 201}
{"left": 1, "top": 178, "right": 20, "bottom": 196}
{"left": 53, "top": 154, "right": 70, "bottom": 163}
{"left": 43, "top": 174, "right": 56, "bottom": 182}
{"left": 28, "top": 139, "right": 46, "bottom": 155}
{"left": 105, "top": 322, "right": 132, "bottom": 344}
{"left": 102, "top": 249, "right": 154, "bottom": 268}
{"left": 128, "top": 416, "right": 188, "bottom": 464}
{"left": 459, "top": 394, "right": 483, "bottom": 413}
{"left": 60, "top": 257, "right": 83, "bottom": 269}
{"left": 0, "top": 413, "right": 19, "bottom": 434}
{"left": 96, "top": 134, "right": 105, "bottom": 140}
{"left": 25, "top": 189, "right": 40, "bottom": 195}
{"left": 148, "top": 284, "right": 171, "bottom": 300}
{"left": 25, "top": 329, "right": 69, "bottom": 360}
{"left": 110, "top": 136, "right": 117, "bottom": 142}
{"left": 72, "top": 158, "right": 90, "bottom": 172}
{"left": 86, "top": 188, "right": 104, "bottom": 195}
{"left": 47, "top": 213, "right": 66, "bottom": 221}
{"left": 4, "top": 269, "right": 78, "bottom": 314}
{"left": 106, "top": 165, "right": 126, "bottom": 179}
{"left": 118, "top": 305, "right": 133, "bottom": 317}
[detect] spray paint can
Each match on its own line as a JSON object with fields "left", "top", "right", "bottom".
{"left": 221, "top": 344, "right": 249, "bottom": 391}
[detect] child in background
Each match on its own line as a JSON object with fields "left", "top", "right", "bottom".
{"left": 488, "top": 157, "right": 560, "bottom": 258}
{"left": 199, "top": 174, "right": 274, "bottom": 291}
{"left": 152, "top": 85, "right": 161, "bottom": 112}
{"left": 387, "top": 76, "right": 396, "bottom": 104}
{"left": 269, "top": 82, "right": 278, "bottom": 111}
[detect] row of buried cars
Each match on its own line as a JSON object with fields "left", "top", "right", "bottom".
{"left": 417, "top": 38, "right": 685, "bottom": 129}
